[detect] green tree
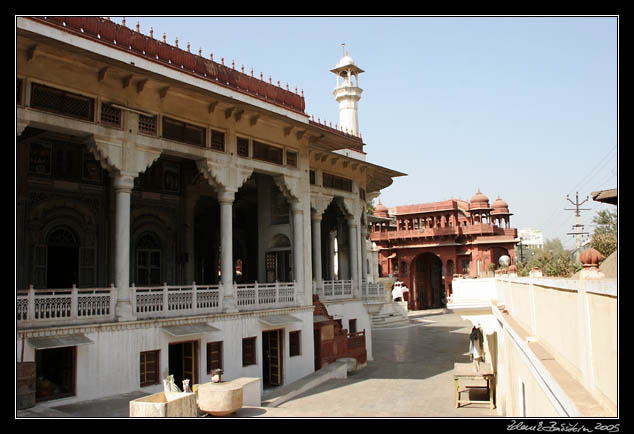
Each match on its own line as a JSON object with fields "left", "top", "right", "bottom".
{"left": 366, "top": 199, "right": 375, "bottom": 215}
{"left": 516, "top": 238, "right": 581, "bottom": 277}
{"left": 590, "top": 209, "right": 617, "bottom": 258}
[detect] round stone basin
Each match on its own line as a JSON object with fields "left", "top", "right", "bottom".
{"left": 196, "top": 381, "right": 243, "bottom": 416}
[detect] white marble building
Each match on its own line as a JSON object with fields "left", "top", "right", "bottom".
{"left": 16, "top": 17, "right": 404, "bottom": 405}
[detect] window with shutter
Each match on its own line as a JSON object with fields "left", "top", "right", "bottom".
{"left": 242, "top": 337, "right": 257, "bottom": 366}
{"left": 140, "top": 350, "right": 160, "bottom": 387}
{"left": 289, "top": 331, "right": 301, "bottom": 357}
{"left": 206, "top": 341, "right": 223, "bottom": 373}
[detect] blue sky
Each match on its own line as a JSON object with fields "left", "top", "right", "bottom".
{"left": 112, "top": 16, "right": 618, "bottom": 250}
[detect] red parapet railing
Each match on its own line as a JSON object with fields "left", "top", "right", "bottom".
{"left": 27, "top": 17, "right": 307, "bottom": 115}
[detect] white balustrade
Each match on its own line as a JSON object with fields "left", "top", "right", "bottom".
{"left": 361, "top": 281, "right": 385, "bottom": 298}
{"left": 133, "top": 283, "right": 222, "bottom": 318}
{"left": 17, "top": 280, "right": 297, "bottom": 326}
{"left": 16, "top": 285, "right": 116, "bottom": 327}
{"left": 321, "top": 279, "right": 353, "bottom": 299}
{"left": 235, "top": 281, "right": 296, "bottom": 311}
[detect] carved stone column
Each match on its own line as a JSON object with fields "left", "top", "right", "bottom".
{"left": 360, "top": 213, "right": 368, "bottom": 282}
{"left": 88, "top": 137, "right": 161, "bottom": 322}
{"left": 218, "top": 189, "right": 237, "bottom": 312}
{"left": 113, "top": 173, "right": 135, "bottom": 321}
{"left": 291, "top": 200, "right": 305, "bottom": 303}
{"left": 311, "top": 212, "right": 323, "bottom": 286}
{"left": 347, "top": 216, "right": 359, "bottom": 296}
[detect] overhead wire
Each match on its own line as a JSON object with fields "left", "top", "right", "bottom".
{"left": 537, "top": 144, "right": 617, "bottom": 247}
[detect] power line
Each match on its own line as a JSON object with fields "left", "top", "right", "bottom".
{"left": 569, "top": 145, "right": 617, "bottom": 196}
{"left": 538, "top": 144, "right": 617, "bottom": 240}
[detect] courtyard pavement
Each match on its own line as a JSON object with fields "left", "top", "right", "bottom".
{"left": 16, "top": 310, "right": 498, "bottom": 419}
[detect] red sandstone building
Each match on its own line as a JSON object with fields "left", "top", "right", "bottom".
{"left": 369, "top": 190, "right": 518, "bottom": 310}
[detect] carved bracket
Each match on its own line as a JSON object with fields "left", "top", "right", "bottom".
{"left": 88, "top": 138, "right": 161, "bottom": 178}
{"left": 310, "top": 193, "right": 334, "bottom": 217}
{"left": 273, "top": 174, "right": 303, "bottom": 203}
{"left": 196, "top": 159, "right": 253, "bottom": 192}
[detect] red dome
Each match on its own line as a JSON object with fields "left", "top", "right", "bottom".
{"left": 374, "top": 201, "right": 388, "bottom": 217}
{"left": 491, "top": 195, "right": 510, "bottom": 214}
{"left": 470, "top": 189, "right": 490, "bottom": 210}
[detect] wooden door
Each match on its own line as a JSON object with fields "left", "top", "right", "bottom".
{"left": 263, "top": 330, "right": 282, "bottom": 386}
{"left": 182, "top": 341, "right": 196, "bottom": 386}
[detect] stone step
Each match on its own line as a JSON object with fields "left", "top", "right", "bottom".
{"left": 371, "top": 313, "right": 410, "bottom": 327}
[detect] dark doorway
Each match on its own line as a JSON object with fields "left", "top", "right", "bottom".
{"left": 169, "top": 341, "right": 198, "bottom": 389}
{"left": 47, "top": 245, "right": 79, "bottom": 288}
{"left": 414, "top": 253, "right": 444, "bottom": 309}
{"left": 262, "top": 330, "right": 283, "bottom": 387}
{"left": 35, "top": 346, "right": 75, "bottom": 401}
{"left": 46, "top": 226, "right": 79, "bottom": 288}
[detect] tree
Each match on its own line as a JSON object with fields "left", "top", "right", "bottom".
{"left": 590, "top": 209, "right": 617, "bottom": 259}
{"left": 516, "top": 237, "right": 581, "bottom": 277}
{"left": 366, "top": 199, "right": 375, "bottom": 215}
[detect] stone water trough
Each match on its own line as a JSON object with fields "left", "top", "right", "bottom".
{"left": 129, "top": 391, "right": 198, "bottom": 417}
{"left": 130, "top": 374, "right": 260, "bottom": 417}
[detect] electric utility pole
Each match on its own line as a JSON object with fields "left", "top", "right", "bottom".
{"left": 565, "top": 192, "right": 590, "bottom": 250}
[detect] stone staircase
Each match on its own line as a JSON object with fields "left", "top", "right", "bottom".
{"left": 370, "top": 304, "right": 410, "bottom": 328}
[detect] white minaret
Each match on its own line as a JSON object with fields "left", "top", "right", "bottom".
{"left": 331, "top": 48, "right": 364, "bottom": 137}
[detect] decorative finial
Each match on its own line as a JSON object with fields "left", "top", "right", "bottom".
{"left": 175, "top": 37, "right": 178, "bottom": 48}
{"left": 163, "top": 33, "right": 166, "bottom": 43}
{"left": 209, "top": 52, "right": 213, "bottom": 61}
{"left": 187, "top": 42, "right": 190, "bottom": 52}
{"left": 122, "top": 17, "right": 126, "bottom": 27}
{"left": 136, "top": 22, "right": 140, "bottom": 32}
{"left": 198, "top": 48, "right": 202, "bottom": 56}
{"left": 149, "top": 27, "right": 154, "bottom": 38}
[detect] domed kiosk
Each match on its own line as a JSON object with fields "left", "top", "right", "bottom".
{"left": 491, "top": 195, "right": 513, "bottom": 228}
{"left": 469, "top": 189, "right": 491, "bottom": 224}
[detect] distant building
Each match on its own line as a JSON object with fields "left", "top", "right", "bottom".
{"left": 518, "top": 228, "right": 544, "bottom": 249}
{"left": 516, "top": 228, "right": 544, "bottom": 263}
{"left": 369, "top": 190, "right": 518, "bottom": 310}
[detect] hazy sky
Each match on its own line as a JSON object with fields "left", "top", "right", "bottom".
{"left": 111, "top": 15, "right": 618, "bottom": 250}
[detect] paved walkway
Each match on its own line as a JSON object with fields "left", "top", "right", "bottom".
{"left": 249, "top": 310, "right": 497, "bottom": 417}
{"left": 16, "top": 311, "right": 497, "bottom": 418}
